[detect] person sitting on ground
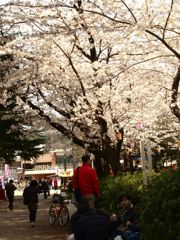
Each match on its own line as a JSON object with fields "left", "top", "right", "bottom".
{"left": 70, "top": 200, "right": 112, "bottom": 240}
{"left": 110, "top": 194, "right": 140, "bottom": 240}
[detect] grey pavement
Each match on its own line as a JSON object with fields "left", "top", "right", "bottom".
{"left": 0, "top": 192, "right": 76, "bottom": 240}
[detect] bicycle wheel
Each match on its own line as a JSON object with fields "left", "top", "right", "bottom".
{"left": 49, "top": 205, "right": 56, "bottom": 225}
{"left": 58, "top": 205, "right": 69, "bottom": 226}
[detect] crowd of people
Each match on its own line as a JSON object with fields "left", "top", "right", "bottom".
{"left": 0, "top": 153, "right": 140, "bottom": 239}
{"left": 68, "top": 195, "right": 140, "bottom": 240}
{"left": 67, "top": 154, "right": 140, "bottom": 240}
{"left": 2, "top": 177, "right": 58, "bottom": 227}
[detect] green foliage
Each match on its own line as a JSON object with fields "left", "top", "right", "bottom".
{"left": 0, "top": 96, "right": 47, "bottom": 164}
{"left": 141, "top": 169, "right": 180, "bottom": 240}
{"left": 99, "top": 172, "right": 144, "bottom": 213}
{"left": 100, "top": 170, "right": 180, "bottom": 240}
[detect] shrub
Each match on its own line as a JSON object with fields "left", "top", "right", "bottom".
{"left": 99, "top": 172, "right": 144, "bottom": 213}
{"left": 140, "top": 169, "right": 180, "bottom": 240}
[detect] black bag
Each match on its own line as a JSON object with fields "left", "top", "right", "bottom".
{"left": 74, "top": 188, "right": 81, "bottom": 203}
{"left": 23, "top": 199, "right": 28, "bottom": 205}
{"left": 73, "top": 167, "right": 81, "bottom": 203}
{"left": 23, "top": 187, "right": 28, "bottom": 205}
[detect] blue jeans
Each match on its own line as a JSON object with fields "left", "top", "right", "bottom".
{"left": 123, "top": 230, "right": 140, "bottom": 240}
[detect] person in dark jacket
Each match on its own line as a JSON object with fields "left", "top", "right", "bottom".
{"left": 23, "top": 180, "right": 39, "bottom": 227}
{"left": 42, "top": 179, "right": 49, "bottom": 199}
{"left": 110, "top": 194, "right": 140, "bottom": 240}
{"left": 5, "top": 179, "right": 17, "bottom": 210}
{"left": 71, "top": 201, "right": 111, "bottom": 240}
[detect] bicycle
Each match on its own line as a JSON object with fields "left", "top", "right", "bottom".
{"left": 49, "top": 193, "right": 70, "bottom": 226}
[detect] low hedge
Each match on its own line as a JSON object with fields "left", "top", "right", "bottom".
{"left": 99, "top": 172, "right": 144, "bottom": 213}
{"left": 99, "top": 169, "right": 180, "bottom": 240}
{"left": 140, "top": 169, "right": 180, "bottom": 240}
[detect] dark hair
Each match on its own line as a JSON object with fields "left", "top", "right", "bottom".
{"left": 118, "top": 193, "right": 131, "bottom": 202}
{"left": 77, "top": 200, "right": 90, "bottom": 214}
{"left": 82, "top": 154, "right": 90, "bottom": 163}
{"left": 30, "top": 180, "right": 37, "bottom": 187}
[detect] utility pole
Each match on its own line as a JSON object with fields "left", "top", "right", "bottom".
{"left": 147, "top": 139, "right": 152, "bottom": 180}
{"left": 140, "top": 140, "right": 147, "bottom": 186}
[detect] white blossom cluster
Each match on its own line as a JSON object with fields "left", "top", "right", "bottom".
{"left": 0, "top": 0, "right": 179, "bottom": 149}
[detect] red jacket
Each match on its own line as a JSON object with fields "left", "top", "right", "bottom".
{"left": 72, "top": 163, "right": 99, "bottom": 196}
{"left": 54, "top": 179, "right": 58, "bottom": 189}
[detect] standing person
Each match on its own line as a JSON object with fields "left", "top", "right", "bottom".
{"left": 0, "top": 179, "right": 6, "bottom": 201}
{"left": 53, "top": 177, "right": 58, "bottom": 190}
{"left": 38, "top": 179, "right": 43, "bottom": 193}
{"left": 47, "top": 178, "right": 52, "bottom": 196}
{"left": 72, "top": 154, "right": 99, "bottom": 208}
{"left": 23, "top": 180, "right": 39, "bottom": 227}
{"left": 42, "top": 179, "right": 49, "bottom": 199}
{"left": 99, "top": 158, "right": 111, "bottom": 178}
{"left": 5, "top": 179, "right": 17, "bottom": 210}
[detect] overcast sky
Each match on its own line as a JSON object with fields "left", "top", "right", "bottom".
{"left": 0, "top": 0, "right": 9, "bottom": 4}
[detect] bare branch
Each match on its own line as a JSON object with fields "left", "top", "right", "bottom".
{"left": 75, "top": 44, "right": 92, "bottom": 61}
{"left": 115, "top": 54, "right": 175, "bottom": 77}
{"left": 82, "top": 3, "right": 133, "bottom": 26}
{"left": 53, "top": 41, "right": 86, "bottom": 97}
{"left": 20, "top": 95, "right": 87, "bottom": 147}
{"left": 146, "top": 30, "right": 180, "bottom": 59}
{"left": 163, "top": 0, "right": 174, "bottom": 39}
{"left": 37, "top": 88, "right": 72, "bottom": 118}
{"left": 121, "top": 0, "right": 137, "bottom": 23}
{"left": 170, "top": 66, "right": 180, "bottom": 121}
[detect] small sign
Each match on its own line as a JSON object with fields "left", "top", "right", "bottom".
{"left": 59, "top": 171, "right": 73, "bottom": 177}
{"left": 136, "top": 121, "right": 143, "bottom": 130}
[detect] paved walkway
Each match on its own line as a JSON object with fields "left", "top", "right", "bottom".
{"left": 0, "top": 193, "right": 76, "bottom": 240}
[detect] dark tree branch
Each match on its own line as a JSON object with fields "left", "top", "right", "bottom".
{"left": 121, "top": 0, "right": 137, "bottom": 23}
{"left": 163, "top": 0, "right": 174, "bottom": 39}
{"left": 37, "top": 88, "right": 73, "bottom": 118}
{"left": 53, "top": 41, "right": 87, "bottom": 97}
{"left": 95, "top": 101, "right": 112, "bottom": 147}
{"left": 83, "top": 3, "right": 133, "bottom": 25}
{"left": 88, "top": 35, "right": 97, "bottom": 62}
{"left": 170, "top": 66, "right": 180, "bottom": 121}
{"left": 75, "top": 44, "right": 92, "bottom": 61}
{"left": 20, "top": 95, "right": 87, "bottom": 148}
{"left": 19, "top": 86, "right": 96, "bottom": 145}
{"left": 146, "top": 30, "right": 180, "bottom": 59}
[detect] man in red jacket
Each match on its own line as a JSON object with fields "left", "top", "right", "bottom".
{"left": 72, "top": 154, "right": 99, "bottom": 208}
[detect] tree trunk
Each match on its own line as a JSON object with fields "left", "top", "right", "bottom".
{"left": 170, "top": 66, "right": 180, "bottom": 121}
{"left": 108, "top": 146, "right": 121, "bottom": 175}
{"left": 93, "top": 146, "right": 121, "bottom": 176}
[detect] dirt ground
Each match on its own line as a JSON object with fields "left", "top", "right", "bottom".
{"left": 0, "top": 194, "right": 75, "bottom": 240}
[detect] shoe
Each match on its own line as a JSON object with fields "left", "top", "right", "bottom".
{"left": 31, "top": 222, "right": 34, "bottom": 227}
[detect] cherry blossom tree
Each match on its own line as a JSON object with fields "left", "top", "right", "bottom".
{"left": 0, "top": 0, "right": 179, "bottom": 174}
